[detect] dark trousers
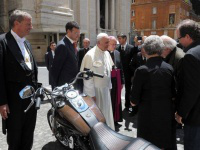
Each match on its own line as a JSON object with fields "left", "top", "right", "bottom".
{"left": 124, "top": 78, "right": 131, "bottom": 108}
{"left": 184, "top": 125, "right": 200, "bottom": 150}
{"left": 6, "top": 103, "right": 37, "bottom": 150}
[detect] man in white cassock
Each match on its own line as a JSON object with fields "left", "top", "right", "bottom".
{"left": 80, "top": 33, "right": 115, "bottom": 130}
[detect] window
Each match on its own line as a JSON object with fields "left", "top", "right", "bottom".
{"left": 132, "top": 10, "right": 135, "bottom": 16}
{"left": 132, "top": 22, "right": 135, "bottom": 28}
{"left": 152, "top": 7, "right": 157, "bottom": 14}
{"left": 169, "top": 14, "right": 175, "bottom": 25}
{"left": 152, "top": 20, "right": 156, "bottom": 29}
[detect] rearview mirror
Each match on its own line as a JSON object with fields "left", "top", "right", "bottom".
{"left": 19, "top": 86, "right": 35, "bottom": 99}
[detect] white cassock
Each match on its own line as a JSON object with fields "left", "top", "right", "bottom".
{"left": 80, "top": 46, "right": 115, "bottom": 130}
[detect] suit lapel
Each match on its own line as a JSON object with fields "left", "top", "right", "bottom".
{"left": 63, "top": 37, "right": 77, "bottom": 60}
{"left": 6, "top": 32, "right": 27, "bottom": 71}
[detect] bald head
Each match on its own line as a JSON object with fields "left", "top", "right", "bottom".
{"left": 83, "top": 38, "right": 90, "bottom": 49}
{"left": 108, "top": 36, "right": 117, "bottom": 51}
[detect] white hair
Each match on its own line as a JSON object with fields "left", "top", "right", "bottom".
{"left": 143, "top": 35, "right": 165, "bottom": 55}
{"left": 160, "top": 35, "right": 177, "bottom": 50}
{"left": 10, "top": 10, "right": 32, "bottom": 28}
{"left": 97, "top": 33, "right": 109, "bottom": 42}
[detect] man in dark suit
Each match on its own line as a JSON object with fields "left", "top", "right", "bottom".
{"left": 51, "top": 21, "right": 80, "bottom": 87}
{"left": 129, "top": 46, "right": 146, "bottom": 116}
{"left": 78, "top": 38, "right": 90, "bottom": 69}
{"left": 117, "top": 33, "right": 137, "bottom": 111}
{"left": 175, "top": 19, "right": 200, "bottom": 149}
{"left": 0, "top": 10, "right": 38, "bottom": 150}
{"left": 45, "top": 41, "right": 56, "bottom": 90}
{"left": 130, "top": 46, "right": 147, "bottom": 75}
{"left": 77, "top": 38, "right": 90, "bottom": 93}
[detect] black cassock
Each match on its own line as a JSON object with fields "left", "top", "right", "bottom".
{"left": 130, "top": 57, "right": 176, "bottom": 149}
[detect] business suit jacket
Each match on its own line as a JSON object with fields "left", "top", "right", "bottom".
{"left": 117, "top": 44, "right": 138, "bottom": 78}
{"left": 51, "top": 36, "right": 78, "bottom": 86}
{"left": 117, "top": 44, "right": 138, "bottom": 107}
{"left": 130, "top": 57, "right": 176, "bottom": 148}
{"left": 78, "top": 48, "right": 89, "bottom": 69}
{"left": 45, "top": 51, "right": 54, "bottom": 85}
{"left": 0, "top": 31, "right": 38, "bottom": 105}
{"left": 177, "top": 40, "right": 200, "bottom": 126}
{"left": 129, "top": 52, "right": 146, "bottom": 75}
{"left": 0, "top": 31, "right": 38, "bottom": 136}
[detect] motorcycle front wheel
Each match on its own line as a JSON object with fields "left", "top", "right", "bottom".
{"left": 47, "top": 109, "right": 89, "bottom": 150}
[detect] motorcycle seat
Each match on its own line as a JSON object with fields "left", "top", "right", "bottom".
{"left": 89, "top": 122, "right": 160, "bottom": 150}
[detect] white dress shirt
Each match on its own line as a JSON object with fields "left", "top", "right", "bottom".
{"left": 11, "top": 30, "right": 32, "bottom": 70}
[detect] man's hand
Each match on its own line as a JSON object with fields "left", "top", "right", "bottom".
{"left": 0, "top": 104, "right": 10, "bottom": 120}
{"left": 92, "top": 97, "right": 96, "bottom": 102}
{"left": 175, "top": 112, "right": 183, "bottom": 124}
{"left": 130, "top": 101, "right": 136, "bottom": 106}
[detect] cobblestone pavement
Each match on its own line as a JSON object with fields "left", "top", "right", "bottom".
{"left": 0, "top": 67, "right": 184, "bottom": 150}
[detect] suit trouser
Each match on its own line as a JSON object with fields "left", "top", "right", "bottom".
{"left": 6, "top": 101, "right": 37, "bottom": 150}
{"left": 184, "top": 125, "right": 200, "bottom": 150}
{"left": 124, "top": 76, "right": 132, "bottom": 108}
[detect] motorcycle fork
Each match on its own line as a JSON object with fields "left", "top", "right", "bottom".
{"left": 51, "top": 108, "right": 57, "bottom": 135}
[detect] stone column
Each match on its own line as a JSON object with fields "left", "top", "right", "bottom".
{"left": 68, "top": 0, "right": 72, "bottom": 9}
{"left": 96, "top": 0, "right": 100, "bottom": 29}
{"left": 111, "top": 0, "right": 115, "bottom": 30}
{"left": 105, "top": 0, "right": 108, "bottom": 29}
{"left": 57, "top": 32, "right": 60, "bottom": 41}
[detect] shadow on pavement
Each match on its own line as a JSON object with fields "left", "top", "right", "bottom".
{"left": 41, "top": 140, "right": 67, "bottom": 150}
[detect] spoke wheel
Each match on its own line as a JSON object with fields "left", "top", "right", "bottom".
{"left": 47, "top": 109, "right": 74, "bottom": 149}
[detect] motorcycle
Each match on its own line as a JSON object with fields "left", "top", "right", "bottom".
{"left": 19, "top": 70, "right": 160, "bottom": 150}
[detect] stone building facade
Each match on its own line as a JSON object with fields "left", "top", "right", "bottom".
{"left": 130, "top": 0, "right": 200, "bottom": 39}
{"left": 0, "top": 0, "right": 131, "bottom": 63}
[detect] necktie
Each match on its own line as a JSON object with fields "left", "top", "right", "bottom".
{"left": 121, "top": 46, "right": 124, "bottom": 51}
{"left": 73, "top": 42, "right": 77, "bottom": 54}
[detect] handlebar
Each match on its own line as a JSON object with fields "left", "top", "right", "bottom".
{"left": 22, "top": 70, "right": 103, "bottom": 112}
{"left": 69, "top": 70, "right": 104, "bottom": 86}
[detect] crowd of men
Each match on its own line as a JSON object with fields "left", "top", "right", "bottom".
{"left": 0, "top": 9, "right": 200, "bottom": 150}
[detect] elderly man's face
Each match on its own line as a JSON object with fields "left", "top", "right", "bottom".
{"left": 99, "top": 36, "right": 110, "bottom": 51}
{"left": 14, "top": 17, "right": 33, "bottom": 38}
{"left": 83, "top": 40, "right": 90, "bottom": 49}
{"left": 161, "top": 48, "right": 171, "bottom": 58}
{"left": 108, "top": 39, "right": 117, "bottom": 51}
